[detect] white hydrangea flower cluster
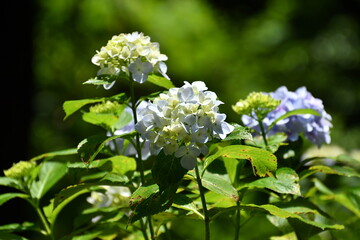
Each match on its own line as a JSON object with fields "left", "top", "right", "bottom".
{"left": 92, "top": 32, "right": 169, "bottom": 88}
{"left": 135, "top": 81, "right": 234, "bottom": 170}
{"left": 86, "top": 186, "right": 132, "bottom": 223}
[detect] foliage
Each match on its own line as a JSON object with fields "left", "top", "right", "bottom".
{"left": 1, "top": 31, "right": 360, "bottom": 240}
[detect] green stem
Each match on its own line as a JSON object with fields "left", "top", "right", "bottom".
{"left": 195, "top": 165, "right": 210, "bottom": 240}
{"left": 234, "top": 201, "right": 241, "bottom": 240}
{"left": 258, "top": 120, "right": 269, "bottom": 148}
{"left": 34, "top": 204, "right": 52, "bottom": 239}
{"left": 129, "top": 80, "right": 155, "bottom": 239}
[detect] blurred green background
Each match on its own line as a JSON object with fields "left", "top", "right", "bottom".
{"left": 2, "top": 0, "right": 360, "bottom": 238}
{"left": 4, "top": 0, "right": 360, "bottom": 166}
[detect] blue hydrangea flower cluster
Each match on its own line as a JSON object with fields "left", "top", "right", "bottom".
{"left": 242, "top": 86, "right": 332, "bottom": 146}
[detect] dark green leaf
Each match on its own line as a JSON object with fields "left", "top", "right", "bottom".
{"left": 152, "top": 150, "right": 187, "bottom": 191}
{"left": 204, "top": 145, "right": 277, "bottom": 177}
{"left": 244, "top": 167, "right": 301, "bottom": 195}
{"left": 52, "top": 183, "right": 102, "bottom": 224}
{"left": 172, "top": 194, "right": 204, "bottom": 219}
{"left": 0, "top": 233, "right": 28, "bottom": 240}
{"left": 0, "top": 193, "right": 29, "bottom": 206}
{"left": 129, "top": 184, "right": 177, "bottom": 223}
{"left": 77, "top": 133, "right": 136, "bottom": 163}
{"left": 30, "top": 161, "right": 67, "bottom": 200}
{"left": 147, "top": 74, "right": 175, "bottom": 89}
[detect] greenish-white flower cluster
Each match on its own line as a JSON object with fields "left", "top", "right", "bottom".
{"left": 135, "top": 81, "right": 234, "bottom": 170}
{"left": 92, "top": 32, "right": 169, "bottom": 87}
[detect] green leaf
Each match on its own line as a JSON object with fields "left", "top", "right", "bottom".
{"left": 83, "top": 78, "right": 111, "bottom": 86}
{"left": 29, "top": 148, "right": 78, "bottom": 162}
{"left": 223, "top": 123, "right": 253, "bottom": 141}
{"left": 242, "top": 203, "right": 344, "bottom": 230}
{"left": 129, "top": 184, "right": 177, "bottom": 223}
{"left": 0, "top": 233, "right": 28, "bottom": 240}
{"left": 62, "top": 93, "right": 127, "bottom": 120}
{"left": 77, "top": 133, "right": 136, "bottom": 163}
{"left": 223, "top": 158, "right": 246, "bottom": 187}
{"left": 204, "top": 145, "right": 277, "bottom": 177}
{"left": 244, "top": 167, "right": 301, "bottom": 196}
{"left": 0, "top": 193, "right": 29, "bottom": 206}
{"left": 30, "top": 161, "right": 67, "bottom": 200}
{"left": 308, "top": 165, "right": 360, "bottom": 178}
{"left": 51, "top": 183, "right": 102, "bottom": 224}
{"left": 82, "top": 112, "right": 120, "bottom": 132}
{"left": 0, "top": 177, "right": 24, "bottom": 191}
{"left": 101, "top": 155, "right": 137, "bottom": 175}
{"left": 63, "top": 98, "right": 104, "bottom": 120}
{"left": 152, "top": 150, "right": 187, "bottom": 191}
{"left": 147, "top": 74, "right": 175, "bottom": 89}
{"left": 172, "top": 194, "right": 204, "bottom": 219}
{"left": 267, "top": 108, "right": 321, "bottom": 131}
{"left": 199, "top": 171, "right": 239, "bottom": 201}
{"left": 0, "top": 222, "right": 38, "bottom": 232}
{"left": 82, "top": 102, "right": 131, "bottom": 131}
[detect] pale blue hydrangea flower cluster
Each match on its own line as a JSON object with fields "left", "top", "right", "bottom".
{"left": 242, "top": 86, "right": 332, "bottom": 147}
{"left": 92, "top": 32, "right": 169, "bottom": 88}
{"left": 135, "top": 81, "right": 234, "bottom": 170}
{"left": 108, "top": 101, "right": 153, "bottom": 160}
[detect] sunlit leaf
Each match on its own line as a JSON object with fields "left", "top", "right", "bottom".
{"left": 147, "top": 74, "right": 175, "bottom": 89}
{"left": 0, "top": 177, "right": 25, "bottom": 191}
{"left": 242, "top": 203, "right": 344, "bottom": 230}
{"left": 0, "top": 193, "right": 29, "bottom": 206}
{"left": 63, "top": 98, "right": 103, "bottom": 120}
{"left": 199, "top": 171, "right": 239, "bottom": 201}
{"left": 30, "top": 161, "right": 67, "bottom": 200}
{"left": 223, "top": 123, "right": 253, "bottom": 142}
{"left": 244, "top": 167, "right": 301, "bottom": 196}
{"left": 29, "top": 148, "right": 78, "bottom": 162}
{"left": 204, "top": 145, "right": 277, "bottom": 177}
{"left": 308, "top": 165, "right": 360, "bottom": 178}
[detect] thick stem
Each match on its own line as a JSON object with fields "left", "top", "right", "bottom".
{"left": 129, "top": 80, "right": 155, "bottom": 239}
{"left": 195, "top": 165, "right": 210, "bottom": 240}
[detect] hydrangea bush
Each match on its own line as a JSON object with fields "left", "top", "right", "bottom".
{"left": 1, "top": 32, "right": 359, "bottom": 240}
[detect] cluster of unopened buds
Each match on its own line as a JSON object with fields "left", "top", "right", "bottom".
{"left": 135, "top": 81, "right": 234, "bottom": 170}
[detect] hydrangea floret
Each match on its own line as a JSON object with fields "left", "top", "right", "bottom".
{"left": 240, "top": 86, "right": 332, "bottom": 146}
{"left": 91, "top": 32, "right": 169, "bottom": 88}
{"left": 108, "top": 101, "right": 153, "bottom": 160}
{"left": 135, "top": 81, "right": 234, "bottom": 170}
